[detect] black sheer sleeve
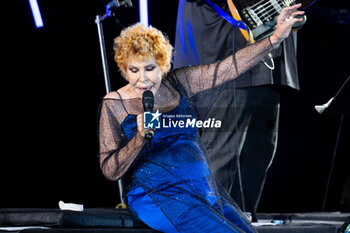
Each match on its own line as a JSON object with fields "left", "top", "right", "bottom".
{"left": 98, "top": 99, "right": 146, "bottom": 181}
{"left": 173, "top": 37, "right": 273, "bottom": 97}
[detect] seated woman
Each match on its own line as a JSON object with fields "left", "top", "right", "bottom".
{"left": 98, "top": 5, "right": 304, "bottom": 233}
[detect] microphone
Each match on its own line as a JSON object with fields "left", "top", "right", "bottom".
{"left": 106, "top": 0, "right": 133, "bottom": 16}
{"left": 142, "top": 90, "right": 154, "bottom": 149}
{"left": 315, "top": 97, "right": 335, "bottom": 114}
{"left": 314, "top": 74, "right": 350, "bottom": 114}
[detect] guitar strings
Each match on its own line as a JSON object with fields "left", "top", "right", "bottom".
{"left": 258, "top": 4, "right": 283, "bottom": 21}
{"left": 249, "top": 5, "right": 280, "bottom": 23}
{"left": 245, "top": 0, "right": 281, "bottom": 20}
{"left": 247, "top": 2, "right": 281, "bottom": 23}
{"left": 254, "top": 0, "right": 296, "bottom": 21}
{"left": 254, "top": 0, "right": 291, "bottom": 11}
{"left": 249, "top": 0, "right": 271, "bottom": 9}
{"left": 253, "top": 0, "right": 282, "bottom": 10}
{"left": 256, "top": 0, "right": 285, "bottom": 17}
{"left": 252, "top": 0, "right": 294, "bottom": 23}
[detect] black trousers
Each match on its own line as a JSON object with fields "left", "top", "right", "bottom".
{"left": 195, "top": 84, "right": 280, "bottom": 217}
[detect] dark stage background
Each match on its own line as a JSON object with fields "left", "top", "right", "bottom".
{"left": 2, "top": 0, "right": 349, "bottom": 213}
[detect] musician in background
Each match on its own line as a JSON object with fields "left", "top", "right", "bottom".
{"left": 174, "top": 0, "right": 300, "bottom": 221}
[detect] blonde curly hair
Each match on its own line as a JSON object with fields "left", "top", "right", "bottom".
{"left": 113, "top": 23, "right": 173, "bottom": 78}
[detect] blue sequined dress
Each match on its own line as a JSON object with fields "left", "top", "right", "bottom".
{"left": 126, "top": 97, "right": 256, "bottom": 233}
{"left": 98, "top": 39, "right": 273, "bottom": 233}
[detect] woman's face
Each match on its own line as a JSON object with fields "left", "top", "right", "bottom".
{"left": 126, "top": 55, "right": 164, "bottom": 98}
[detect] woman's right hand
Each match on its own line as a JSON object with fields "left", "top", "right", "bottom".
{"left": 270, "top": 4, "right": 305, "bottom": 48}
{"left": 136, "top": 114, "right": 145, "bottom": 137}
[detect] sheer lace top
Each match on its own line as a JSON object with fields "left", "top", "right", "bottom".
{"left": 98, "top": 37, "right": 273, "bottom": 181}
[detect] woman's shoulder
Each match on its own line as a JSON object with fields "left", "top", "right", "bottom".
{"left": 103, "top": 85, "right": 137, "bottom": 100}
{"left": 101, "top": 87, "right": 127, "bottom": 115}
{"left": 102, "top": 85, "right": 143, "bottom": 118}
{"left": 103, "top": 91, "right": 120, "bottom": 100}
{"left": 100, "top": 90, "right": 134, "bottom": 124}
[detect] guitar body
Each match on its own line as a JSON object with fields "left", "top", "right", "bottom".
{"left": 233, "top": 0, "right": 317, "bottom": 42}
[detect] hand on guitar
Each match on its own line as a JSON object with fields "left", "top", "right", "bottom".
{"left": 270, "top": 4, "right": 305, "bottom": 48}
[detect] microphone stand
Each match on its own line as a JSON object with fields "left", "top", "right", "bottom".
{"left": 95, "top": 0, "right": 133, "bottom": 205}
{"left": 321, "top": 113, "right": 344, "bottom": 211}
{"left": 95, "top": 14, "right": 111, "bottom": 93}
{"left": 314, "top": 74, "right": 349, "bottom": 211}
{"left": 315, "top": 74, "right": 350, "bottom": 114}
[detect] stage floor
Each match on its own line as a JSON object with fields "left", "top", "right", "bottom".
{"left": 0, "top": 209, "right": 349, "bottom": 233}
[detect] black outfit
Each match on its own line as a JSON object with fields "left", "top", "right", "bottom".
{"left": 174, "top": 0, "right": 299, "bottom": 219}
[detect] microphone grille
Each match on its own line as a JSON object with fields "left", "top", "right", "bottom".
{"left": 142, "top": 90, "right": 154, "bottom": 112}
{"left": 142, "top": 90, "right": 153, "bottom": 99}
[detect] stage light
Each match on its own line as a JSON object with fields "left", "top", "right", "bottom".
{"left": 139, "top": 0, "right": 148, "bottom": 26}
{"left": 29, "top": 0, "right": 44, "bottom": 28}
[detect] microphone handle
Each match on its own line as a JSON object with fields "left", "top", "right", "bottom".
{"left": 145, "top": 129, "right": 154, "bottom": 149}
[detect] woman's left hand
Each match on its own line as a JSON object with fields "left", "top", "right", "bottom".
{"left": 270, "top": 4, "right": 305, "bottom": 47}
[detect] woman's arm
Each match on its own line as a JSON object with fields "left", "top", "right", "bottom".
{"left": 174, "top": 4, "right": 304, "bottom": 97}
{"left": 98, "top": 100, "right": 146, "bottom": 181}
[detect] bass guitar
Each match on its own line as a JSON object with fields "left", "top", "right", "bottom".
{"left": 230, "top": 0, "right": 317, "bottom": 41}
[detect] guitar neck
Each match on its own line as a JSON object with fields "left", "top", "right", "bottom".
{"left": 242, "top": 0, "right": 295, "bottom": 29}
{"left": 227, "top": 0, "right": 314, "bottom": 42}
